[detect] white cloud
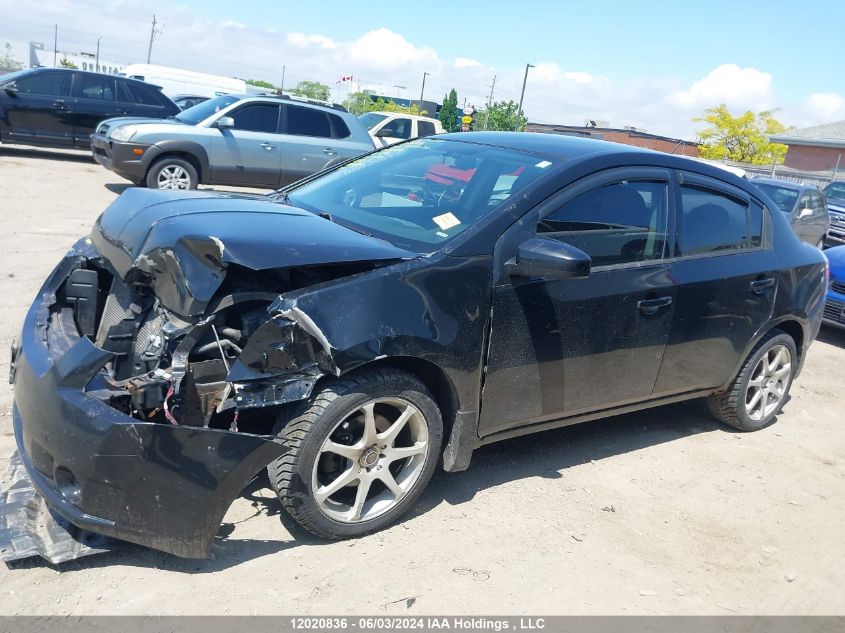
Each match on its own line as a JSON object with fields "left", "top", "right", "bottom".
{"left": 667, "top": 63, "right": 773, "bottom": 112}
{"left": 453, "top": 57, "right": 482, "bottom": 69}
{"left": 346, "top": 28, "right": 439, "bottom": 70}
{"left": 286, "top": 32, "right": 337, "bottom": 49}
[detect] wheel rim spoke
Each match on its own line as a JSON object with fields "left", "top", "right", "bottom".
{"left": 378, "top": 469, "right": 404, "bottom": 498}
{"left": 361, "top": 403, "right": 378, "bottom": 445}
{"left": 324, "top": 440, "right": 361, "bottom": 460}
{"left": 348, "top": 476, "right": 373, "bottom": 520}
{"left": 385, "top": 441, "right": 427, "bottom": 462}
{"left": 315, "top": 466, "right": 358, "bottom": 504}
{"left": 377, "top": 405, "right": 413, "bottom": 446}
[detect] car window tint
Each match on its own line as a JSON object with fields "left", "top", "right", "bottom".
{"left": 679, "top": 186, "right": 754, "bottom": 255}
{"left": 329, "top": 113, "right": 350, "bottom": 139}
{"left": 13, "top": 71, "right": 72, "bottom": 97}
{"left": 799, "top": 192, "right": 812, "bottom": 211}
{"left": 538, "top": 180, "right": 668, "bottom": 266}
{"left": 749, "top": 203, "right": 763, "bottom": 248}
{"left": 127, "top": 82, "right": 162, "bottom": 106}
{"left": 810, "top": 191, "right": 823, "bottom": 211}
{"left": 79, "top": 74, "right": 117, "bottom": 101}
{"left": 382, "top": 118, "right": 412, "bottom": 139}
{"left": 230, "top": 104, "right": 280, "bottom": 133}
{"left": 287, "top": 106, "right": 332, "bottom": 137}
{"left": 418, "top": 120, "right": 436, "bottom": 137}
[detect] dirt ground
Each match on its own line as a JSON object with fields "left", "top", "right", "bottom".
{"left": 0, "top": 144, "right": 843, "bottom": 616}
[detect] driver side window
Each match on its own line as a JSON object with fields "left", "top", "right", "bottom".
{"left": 381, "top": 118, "right": 412, "bottom": 139}
{"left": 538, "top": 180, "right": 668, "bottom": 267}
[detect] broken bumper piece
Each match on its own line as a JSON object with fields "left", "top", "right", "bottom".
{"left": 9, "top": 265, "right": 288, "bottom": 560}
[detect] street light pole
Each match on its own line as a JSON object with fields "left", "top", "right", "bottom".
{"left": 516, "top": 63, "right": 534, "bottom": 131}
{"left": 419, "top": 71, "right": 430, "bottom": 108}
{"left": 95, "top": 36, "right": 101, "bottom": 72}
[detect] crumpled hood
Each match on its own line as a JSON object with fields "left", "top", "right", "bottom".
{"left": 91, "top": 188, "right": 413, "bottom": 317}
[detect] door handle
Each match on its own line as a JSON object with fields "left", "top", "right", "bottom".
{"left": 637, "top": 296, "right": 673, "bottom": 316}
{"left": 260, "top": 143, "right": 276, "bottom": 151}
{"left": 52, "top": 100, "right": 68, "bottom": 111}
{"left": 323, "top": 148, "right": 337, "bottom": 155}
{"left": 750, "top": 277, "right": 776, "bottom": 294}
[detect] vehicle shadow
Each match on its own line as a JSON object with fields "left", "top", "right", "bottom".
{"left": 5, "top": 399, "right": 734, "bottom": 574}
{"left": 0, "top": 145, "right": 94, "bottom": 164}
{"left": 817, "top": 324, "right": 845, "bottom": 348}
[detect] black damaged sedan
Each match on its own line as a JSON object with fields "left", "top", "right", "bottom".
{"left": 10, "top": 133, "right": 826, "bottom": 558}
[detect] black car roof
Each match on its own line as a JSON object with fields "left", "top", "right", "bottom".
{"left": 441, "top": 131, "right": 651, "bottom": 160}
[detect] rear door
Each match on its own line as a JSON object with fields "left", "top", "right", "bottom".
{"left": 278, "top": 105, "right": 359, "bottom": 185}
{"left": 2, "top": 70, "right": 74, "bottom": 146}
{"left": 653, "top": 172, "right": 777, "bottom": 396}
{"left": 479, "top": 167, "right": 676, "bottom": 435}
{"left": 206, "top": 102, "right": 283, "bottom": 187}
{"left": 72, "top": 73, "right": 133, "bottom": 145}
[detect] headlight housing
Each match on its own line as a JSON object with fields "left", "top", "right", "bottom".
{"left": 110, "top": 125, "right": 138, "bottom": 143}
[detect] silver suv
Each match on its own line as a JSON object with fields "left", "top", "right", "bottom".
{"left": 91, "top": 94, "right": 375, "bottom": 189}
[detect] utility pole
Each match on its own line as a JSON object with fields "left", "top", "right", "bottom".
{"left": 95, "top": 36, "right": 102, "bottom": 72}
{"left": 146, "top": 14, "right": 158, "bottom": 64}
{"left": 418, "top": 71, "right": 430, "bottom": 108}
{"left": 516, "top": 63, "right": 534, "bottom": 131}
{"left": 53, "top": 25, "right": 57, "bottom": 67}
{"left": 482, "top": 74, "right": 496, "bottom": 131}
{"left": 280, "top": 64, "right": 285, "bottom": 94}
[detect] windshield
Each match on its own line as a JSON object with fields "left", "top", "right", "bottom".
{"left": 823, "top": 182, "right": 845, "bottom": 204}
{"left": 283, "top": 138, "right": 557, "bottom": 252}
{"left": 175, "top": 95, "right": 240, "bottom": 124}
{"left": 358, "top": 112, "right": 388, "bottom": 131}
{"left": 753, "top": 182, "right": 800, "bottom": 213}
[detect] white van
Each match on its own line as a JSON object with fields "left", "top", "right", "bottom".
{"left": 358, "top": 111, "right": 444, "bottom": 147}
{"left": 119, "top": 64, "right": 246, "bottom": 99}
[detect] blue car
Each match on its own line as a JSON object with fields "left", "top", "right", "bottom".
{"left": 824, "top": 245, "right": 845, "bottom": 329}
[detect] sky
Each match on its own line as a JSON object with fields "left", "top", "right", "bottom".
{"left": 2, "top": 0, "right": 844, "bottom": 139}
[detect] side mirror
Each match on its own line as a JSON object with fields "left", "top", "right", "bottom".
{"left": 798, "top": 207, "right": 813, "bottom": 219}
{"left": 505, "top": 238, "right": 591, "bottom": 280}
{"left": 215, "top": 116, "right": 234, "bottom": 129}
{"left": 375, "top": 128, "right": 393, "bottom": 138}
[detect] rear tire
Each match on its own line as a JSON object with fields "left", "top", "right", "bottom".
{"left": 267, "top": 368, "right": 443, "bottom": 539}
{"left": 707, "top": 330, "right": 797, "bottom": 431}
{"left": 145, "top": 156, "right": 198, "bottom": 190}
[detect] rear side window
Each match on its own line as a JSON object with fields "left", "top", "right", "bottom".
{"left": 418, "top": 120, "right": 436, "bottom": 137}
{"left": 287, "top": 106, "right": 332, "bottom": 137}
{"left": 538, "top": 180, "right": 669, "bottom": 266}
{"left": 679, "top": 186, "right": 760, "bottom": 255}
{"left": 78, "top": 74, "right": 117, "bottom": 101}
{"left": 230, "top": 104, "right": 280, "bottom": 133}
{"left": 12, "top": 71, "right": 72, "bottom": 97}
{"left": 126, "top": 81, "right": 164, "bottom": 106}
{"left": 329, "top": 113, "right": 350, "bottom": 139}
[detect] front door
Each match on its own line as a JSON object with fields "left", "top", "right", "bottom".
{"left": 207, "top": 102, "right": 283, "bottom": 187}
{"left": 479, "top": 168, "right": 676, "bottom": 436}
{"left": 653, "top": 172, "right": 777, "bottom": 396}
{"left": 3, "top": 70, "right": 75, "bottom": 147}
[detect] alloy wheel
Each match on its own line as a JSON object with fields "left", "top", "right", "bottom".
{"left": 745, "top": 344, "right": 792, "bottom": 421}
{"left": 311, "top": 397, "right": 430, "bottom": 523}
{"left": 156, "top": 164, "right": 191, "bottom": 189}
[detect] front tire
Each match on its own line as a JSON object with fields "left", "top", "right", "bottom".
{"left": 707, "top": 330, "right": 797, "bottom": 431}
{"left": 145, "top": 156, "right": 198, "bottom": 190}
{"left": 267, "top": 368, "right": 443, "bottom": 539}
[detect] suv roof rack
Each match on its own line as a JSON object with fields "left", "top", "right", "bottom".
{"left": 266, "top": 93, "right": 348, "bottom": 113}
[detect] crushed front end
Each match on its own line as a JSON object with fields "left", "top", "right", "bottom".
{"left": 8, "top": 240, "right": 296, "bottom": 559}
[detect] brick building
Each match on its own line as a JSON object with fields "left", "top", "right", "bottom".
{"left": 769, "top": 120, "right": 845, "bottom": 173}
{"left": 525, "top": 122, "right": 699, "bottom": 156}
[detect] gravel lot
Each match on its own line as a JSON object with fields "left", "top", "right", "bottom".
{"left": 0, "top": 144, "right": 844, "bottom": 616}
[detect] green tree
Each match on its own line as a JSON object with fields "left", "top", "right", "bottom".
{"left": 290, "top": 80, "right": 331, "bottom": 101}
{"left": 695, "top": 104, "right": 788, "bottom": 165}
{"left": 58, "top": 58, "right": 78, "bottom": 69}
{"left": 438, "top": 88, "right": 459, "bottom": 132}
{"left": 474, "top": 100, "right": 526, "bottom": 132}
{"left": 0, "top": 43, "right": 22, "bottom": 72}
{"left": 246, "top": 79, "right": 277, "bottom": 91}
{"left": 342, "top": 92, "right": 428, "bottom": 116}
